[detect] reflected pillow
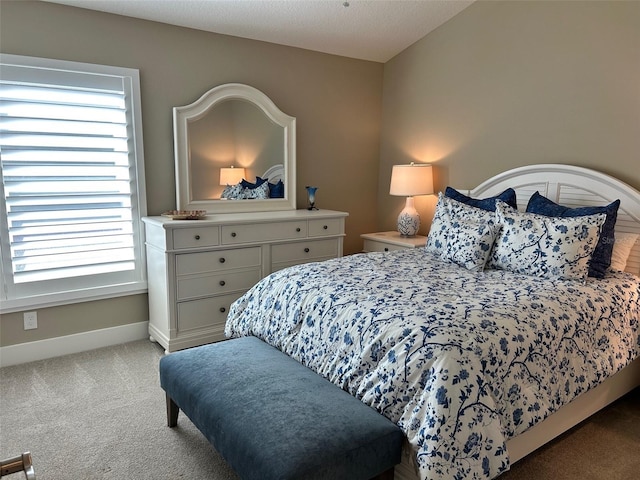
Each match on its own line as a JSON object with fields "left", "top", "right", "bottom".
{"left": 609, "top": 232, "right": 638, "bottom": 272}
{"left": 426, "top": 194, "right": 498, "bottom": 271}
{"left": 241, "top": 176, "right": 269, "bottom": 190}
{"left": 445, "top": 186, "right": 517, "bottom": 211}
{"left": 221, "top": 181, "right": 270, "bottom": 199}
{"left": 221, "top": 183, "right": 244, "bottom": 199}
{"left": 489, "top": 200, "right": 606, "bottom": 281}
{"left": 269, "top": 180, "right": 285, "bottom": 198}
{"left": 242, "top": 181, "right": 270, "bottom": 199}
{"left": 526, "top": 192, "right": 620, "bottom": 279}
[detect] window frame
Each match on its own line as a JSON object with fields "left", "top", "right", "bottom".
{"left": 0, "top": 54, "right": 148, "bottom": 313}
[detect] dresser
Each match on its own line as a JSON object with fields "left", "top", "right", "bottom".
{"left": 143, "top": 209, "right": 348, "bottom": 352}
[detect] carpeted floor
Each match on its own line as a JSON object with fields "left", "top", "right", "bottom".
{"left": 0, "top": 340, "right": 638, "bottom": 479}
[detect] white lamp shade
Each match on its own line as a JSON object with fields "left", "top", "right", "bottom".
{"left": 389, "top": 164, "right": 434, "bottom": 197}
{"left": 219, "top": 166, "right": 246, "bottom": 186}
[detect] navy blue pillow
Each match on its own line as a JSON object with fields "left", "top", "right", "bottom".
{"left": 445, "top": 186, "right": 518, "bottom": 212}
{"left": 240, "top": 176, "right": 269, "bottom": 190}
{"left": 268, "top": 180, "right": 284, "bottom": 198}
{"left": 526, "top": 191, "right": 620, "bottom": 279}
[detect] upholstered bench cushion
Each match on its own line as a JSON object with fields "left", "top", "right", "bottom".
{"left": 159, "top": 336, "right": 404, "bottom": 480}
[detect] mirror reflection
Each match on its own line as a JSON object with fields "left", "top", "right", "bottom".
{"left": 189, "top": 99, "right": 284, "bottom": 200}
{"left": 174, "top": 83, "right": 296, "bottom": 214}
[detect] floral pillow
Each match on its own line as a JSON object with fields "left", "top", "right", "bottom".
{"left": 526, "top": 192, "right": 620, "bottom": 279}
{"left": 242, "top": 181, "right": 270, "bottom": 199}
{"left": 221, "top": 181, "right": 270, "bottom": 199}
{"left": 221, "top": 183, "right": 244, "bottom": 199}
{"left": 426, "top": 194, "right": 499, "bottom": 271}
{"left": 488, "top": 200, "right": 606, "bottom": 281}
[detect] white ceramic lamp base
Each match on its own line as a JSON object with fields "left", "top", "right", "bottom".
{"left": 397, "top": 196, "right": 420, "bottom": 237}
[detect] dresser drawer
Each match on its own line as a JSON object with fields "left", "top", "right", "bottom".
{"left": 176, "top": 292, "right": 243, "bottom": 333}
{"left": 176, "top": 247, "right": 261, "bottom": 275}
{"left": 176, "top": 268, "right": 261, "bottom": 301}
{"left": 271, "top": 238, "right": 339, "bottom": 264}
{"left": 173, "top": 226, "right": 220, "bottom": 249}
{"left": 308, "top": 218, "right": 343, "bottom": 237}
{"left": 221, "top": 221, "right": 307, "bottom": 244}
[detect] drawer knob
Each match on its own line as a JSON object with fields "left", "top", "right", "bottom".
{"left": 323, "top": 225, "right": 328, "bottom": 230}
{"left": 219, "top": 257, "right": 226, "bottom": 263}
{"left": 304, "top": 247, "right": 310, "bottom": 253}
{"left": 219, "top": 280, "right": 226, "bottom": 286}
{"left": 296, "top": 227, "right": 301, "bottom": 232}
{"left": 194, "top": 234, "right": 201, "bottom": 240}
{"left": 219, "top": 307, "right": 226, "bottom": 313}
{"left": 231, "top": 232, "right": 237, "bottom": 237}
{"left": 384, "top": 247, "right": 389, "bottom": 252}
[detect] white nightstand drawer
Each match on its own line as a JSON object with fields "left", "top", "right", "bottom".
{"left": 221, "top": 221, "right": 307, "bottom": 244}
{"left": 176, "top": 247, "right": 261, "bottom": 275}
{"left": 361, "top": 231, "right": 427, "bottom": 253}
{"left": 363, "top": 239, "right": 408, "bottom": 253}
{"left": 308, "top": 218, "right": 343, "bottom": 237}
{"left": 176, "top": 268, "right": 261, "bottom": 301}
{"left": 271, "top": 238, "right": 339, "bottom": 264}
{"left": 177, "top": 293, "right": 242, "bottom": 332}
{"left": 173, "top": 226, "right": 220, "bottom": 249}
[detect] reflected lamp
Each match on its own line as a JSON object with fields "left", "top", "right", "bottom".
{"left": 219, "top": 166, "right": 246, "bottom": 186}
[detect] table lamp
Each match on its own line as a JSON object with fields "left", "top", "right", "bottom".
{"left": 389, "top": 163, "right": 433, "bottom": 237}
{"left": 219, "top": 166, "right": 246, "bottom": 186}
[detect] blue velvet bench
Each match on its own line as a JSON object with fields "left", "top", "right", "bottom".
{"left": 159, "top": 336, "right": 404, "bottom": 480}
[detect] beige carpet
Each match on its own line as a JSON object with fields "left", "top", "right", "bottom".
{"left": 0, "top": 340, "right": 638, "bottom": 480}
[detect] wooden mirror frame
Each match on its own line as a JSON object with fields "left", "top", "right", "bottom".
{"left": 174, "top": 83, "right": 296, "bottom": 213}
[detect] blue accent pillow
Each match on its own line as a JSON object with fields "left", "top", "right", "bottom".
{"left": 525, "top": 192, "right": 620, "bottom": 279}
{"left": 240, "top": 176, "right": 269, "bottom": 190}
{"left": 445, "top": 186, "right": 517, "bottom": 211}
{"left": 269, "top": 180, "right": 284, "bottom": 198}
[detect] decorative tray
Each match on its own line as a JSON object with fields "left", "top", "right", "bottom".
{"left": 161, "top": 210, "right": 207, "bottom": 220}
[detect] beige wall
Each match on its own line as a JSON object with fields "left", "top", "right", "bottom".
{"left": 0, "top": 1, "right": 383, "bottom": 346}
{"left": 2, "top": 0, "right": 639, "bottom": 348}
{"left": 378, "top": 0, "right": 640, "bottom": 233}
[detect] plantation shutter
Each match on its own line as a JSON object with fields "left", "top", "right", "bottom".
{"left": 0, "top": 55, "right": 147, "bottom": 311}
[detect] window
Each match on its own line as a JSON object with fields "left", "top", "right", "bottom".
{"left": 0, "top": 54, "right": 147, "bottom": 313}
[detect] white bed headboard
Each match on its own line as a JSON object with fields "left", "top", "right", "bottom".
{"left": 466, "top": 164, "right": 640, "bottom": 276}
{"left": 263, "top": 164, "right": 285, "bottom": 184}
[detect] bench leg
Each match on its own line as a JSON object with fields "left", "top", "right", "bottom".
{"left": 166, "top": 393, "right": 179, "bottom": 427}
{"left": 370, "top": 467, "right": 394, "bottom": 480}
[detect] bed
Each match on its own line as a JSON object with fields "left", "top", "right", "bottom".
{"left": 224, "top": 164, "right": 640, "bottom": 480}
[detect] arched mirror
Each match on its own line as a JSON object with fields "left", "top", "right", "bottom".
{"left": 174, "top": 83, "right": 296, "bottom": 213}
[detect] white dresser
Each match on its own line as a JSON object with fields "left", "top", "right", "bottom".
{"left": 143, "top": 209, "right": 348, "bottom": 352}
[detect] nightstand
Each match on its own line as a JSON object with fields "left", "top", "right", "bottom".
{"left": 361, "top": 231, "right": 427, "bottom": 253}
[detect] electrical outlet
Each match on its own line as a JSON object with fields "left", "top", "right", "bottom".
{"left": 23, "top": 311, "right": 38, "bottom": 330}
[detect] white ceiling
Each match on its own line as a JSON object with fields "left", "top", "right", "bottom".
{"left": 43, "top": 0, "right": 474, "bottom": 63}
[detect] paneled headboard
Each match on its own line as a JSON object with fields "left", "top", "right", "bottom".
{"left": 465, "top": 164, "right": 640, "bottom": 276}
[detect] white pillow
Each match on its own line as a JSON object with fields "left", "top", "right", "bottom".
{"left": 426, "top": 194, "right": 498, "bottom": 271}
{"left": 609, "top": 232, "right": 639, "bottom": 271}
{"left": 489, "top": 200, "right": 606, "bottom": 281}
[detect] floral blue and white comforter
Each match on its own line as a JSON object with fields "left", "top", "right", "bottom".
{"left": 225, "top": 249, "right": 640, "bottom": 480}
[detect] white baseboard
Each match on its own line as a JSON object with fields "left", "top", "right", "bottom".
{"left": 0, "top": 321, "right": 149, "bottom": 367}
